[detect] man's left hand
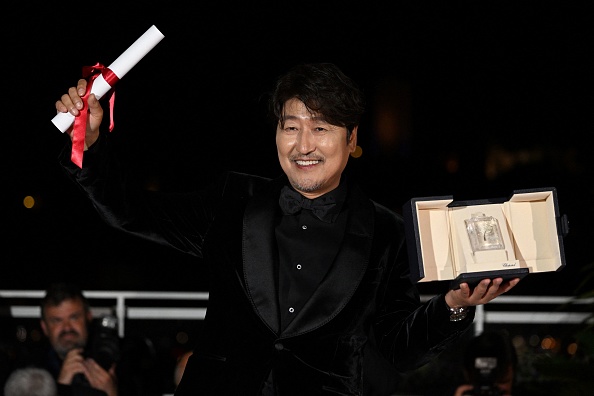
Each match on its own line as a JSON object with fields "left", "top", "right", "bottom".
{"left": 445, "top": 277, "right": 520, "bottom": 308}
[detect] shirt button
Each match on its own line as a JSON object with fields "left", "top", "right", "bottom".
{"left": 296, "top": 264, "right": 302, "bottom": 270}
{"left": 302, "top": 225, "right": 307, "bottom": 230}
{"left": 289, "top": 307, "right": 295, "bottom": 313}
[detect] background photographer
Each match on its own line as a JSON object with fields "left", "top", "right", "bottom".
{"left": 453, "top": 331, "right": 519, "bottom": 396}
{"left": 37, "top": 283, "right": 118, "bottom": 396}
{"left": 2, "top": 283, "right": 164, "bottom": 396}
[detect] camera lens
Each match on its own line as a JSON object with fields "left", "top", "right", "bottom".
{"left": 91, "top": 315, "right": 120, "bottom": 371}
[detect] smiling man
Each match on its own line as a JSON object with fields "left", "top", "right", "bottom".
{"left": 54, "top": 62, "right": 520, "bottom": 395}
{"left": 275, "top": 97, "right": 357, "bottom": 196}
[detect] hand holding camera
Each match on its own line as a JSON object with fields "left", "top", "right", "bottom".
{"left": 72, "top": 315, "right": 121, "bottom": 394}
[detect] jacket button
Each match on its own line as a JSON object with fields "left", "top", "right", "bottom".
{"left": 274, "top": 342, "right": 284, "bottom": 351}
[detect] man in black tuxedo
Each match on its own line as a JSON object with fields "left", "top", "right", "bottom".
{"left": 54, "top": 62, "right": 519, "bottom": 395}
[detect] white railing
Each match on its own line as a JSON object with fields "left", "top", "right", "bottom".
{"left": 1, "top": 290, "right": 592, "bottom": 337}
{"left": 0, "top": 290, "right": 209, "bottom": 338}
{"left": 461, "top": 295, "right": 592, "bottom": 335}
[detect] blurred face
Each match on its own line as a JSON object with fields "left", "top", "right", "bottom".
{"left": 40, "top": 298, "right": 91, "bottom": 359}
{"left": 276, "top": 98, "right": 357, "bottom": 199}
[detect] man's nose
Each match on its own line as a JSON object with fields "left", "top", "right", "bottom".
{"left": 63, "top": 320, "right": 75, "bottom": 330}
{"left": 297, "top": 130, "right": 315, "bottom": 154}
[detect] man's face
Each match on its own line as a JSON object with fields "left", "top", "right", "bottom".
{"left": 40, "top": 298, "right": 91, "bottom": 359}
{"left": 276, "top": 98, "right": 357, "bottom": 198}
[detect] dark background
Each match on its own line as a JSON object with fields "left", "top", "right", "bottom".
{"left": 4, "top": 1, "right": 593, "bottom": 297}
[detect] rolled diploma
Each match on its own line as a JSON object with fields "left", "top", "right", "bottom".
{"left": 52, "top": 25, "right": 165, "bottom": 133}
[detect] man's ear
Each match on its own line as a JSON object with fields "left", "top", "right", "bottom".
{"left": 40, "top": 319, "right": 48, "bottom": 337}
{"left": 349, "top": 126, "right": 358, "bottom": 151}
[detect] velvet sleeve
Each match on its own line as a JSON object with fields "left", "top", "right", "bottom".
{"left": 372, "top": 204, "right": 475, "bottom": 372}
{"left": 58, "top": 132, "right": 222, "bottom": 259}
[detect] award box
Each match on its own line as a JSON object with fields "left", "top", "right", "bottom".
{"left": 403, "top": 187, "right": 568, "bottom": 289}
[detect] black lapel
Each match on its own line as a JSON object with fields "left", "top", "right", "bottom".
{"left": 243, "top": 177, "right": 285, "bottom": 334}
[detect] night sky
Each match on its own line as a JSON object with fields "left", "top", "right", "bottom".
{"left": 4, "top": 2, "right": 593, "bottom": 296}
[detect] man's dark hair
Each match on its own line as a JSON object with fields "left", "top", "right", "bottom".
{"left": 40, "top": 282, "right": 90, "bottom": 320}
{"left": 269, "top": 62, "right": 366, "bottom": 140}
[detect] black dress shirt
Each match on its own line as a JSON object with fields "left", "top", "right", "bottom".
{"left": 258, "top": 182, "right": 349, "bottom": 395}
{"left": 275, "top": 181, "right": 348, "bottom": 331}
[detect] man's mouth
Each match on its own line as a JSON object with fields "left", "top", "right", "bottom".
{"left": 295, "top": 160, "right": 320, "bottom": 166}
{"left": 59, "top": 331, "right": 79, "bottom": 340}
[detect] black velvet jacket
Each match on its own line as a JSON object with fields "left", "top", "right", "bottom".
{"left": 60, "top": 134, "right": 474, "bottom": 396}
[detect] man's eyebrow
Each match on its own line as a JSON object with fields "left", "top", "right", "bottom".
{"left": 283, "top": 114, "right": 327, "bottom": 122}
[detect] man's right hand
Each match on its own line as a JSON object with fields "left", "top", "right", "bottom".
{"left": 55, "top": 79, "right": 104, "bottom": 149}
{"left": 57, "top": 347, "right": 86, "bottom": 385}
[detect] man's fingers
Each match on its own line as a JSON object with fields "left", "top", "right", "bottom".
{"left": 77, "top": 78, "right": 88, "bottom": 96}
{"left": 87, "top": 94, "right": 104, "bottom": 119}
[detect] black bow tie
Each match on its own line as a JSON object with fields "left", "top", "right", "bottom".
{"left": 279, "top": 186, "right": 338, "bottom": 223}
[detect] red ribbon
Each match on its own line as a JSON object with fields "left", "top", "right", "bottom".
{"left": 70, "top": 63, "right": 119, "bottom": 168}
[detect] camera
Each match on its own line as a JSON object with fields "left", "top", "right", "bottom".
{"left": 461, "top": 331, "right": 517, "bottom": 396}
{"left": 88, "top": 315, "right": 121, "bottom": 371}
{"left": 72, "top": 315, "right": 121, "bottom": 389}
{"left": 463, "top": 356, "right": 504, "bottom": 396}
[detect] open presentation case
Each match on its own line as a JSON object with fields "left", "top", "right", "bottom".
{"left": 403, "top": 187, "right": 569, "bottom": 289}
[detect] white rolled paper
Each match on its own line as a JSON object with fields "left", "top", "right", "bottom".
{"left": 52, "top": 25, "right": 165, "bottom": 133}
